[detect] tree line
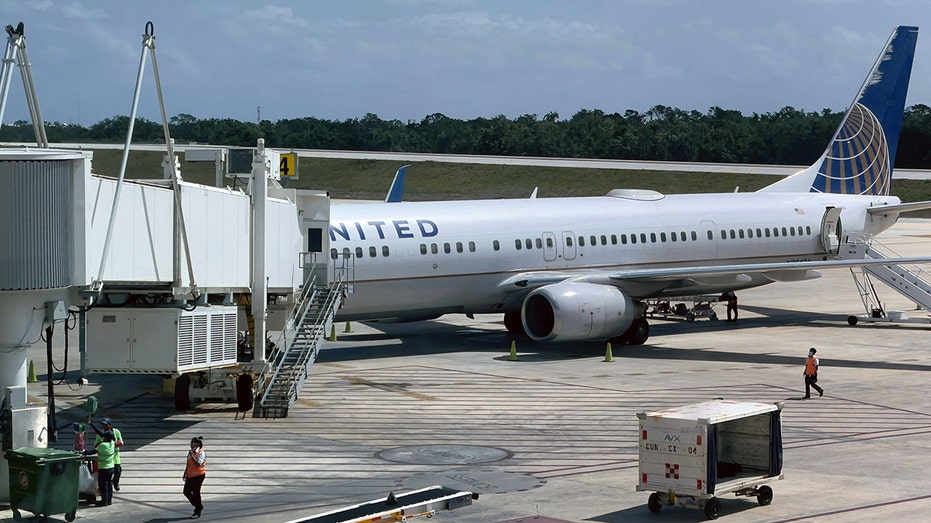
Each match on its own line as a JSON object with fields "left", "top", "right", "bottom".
{"left": 3, "top": 104, "right": 931, "bottom": 168}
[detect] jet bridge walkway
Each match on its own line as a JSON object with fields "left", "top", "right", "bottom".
{"left": 846, "top": 243, "right": 931, "bottom": 325}
{"left": 284, "top": 486, "right": 478, "bottom": 523}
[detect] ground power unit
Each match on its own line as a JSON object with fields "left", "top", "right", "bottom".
{"left": 85, "top": 306, "right": 238, "bottom": 374}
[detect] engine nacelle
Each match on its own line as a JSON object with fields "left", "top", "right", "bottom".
{"left": 521, "top": 282, "right": 640, "bottom": 342}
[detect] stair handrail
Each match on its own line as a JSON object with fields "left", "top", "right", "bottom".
{"left": 866, "top": 239, "right": 931, "bottom": 283}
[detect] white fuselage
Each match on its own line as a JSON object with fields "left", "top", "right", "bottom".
{"left": 328, "top": 191, "right": 899, "bottom": 321}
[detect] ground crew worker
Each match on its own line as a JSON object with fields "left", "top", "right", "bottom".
{"left": 94, "top": 417, "right": 124, "bottom": 491}
{"left": 183, "top": 436, "right": 207, "bottom": 519}
{"left": 85, "top": 429, "right": 117, "bottom": 506}
{"left": 804, "top": 347, "right": 824, "bottom": 398}
{"left": 722, "top": 291, "right": 738, "bottom": 322}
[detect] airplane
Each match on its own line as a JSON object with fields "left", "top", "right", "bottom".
{"left": 326, "top": 25, "right": 930, "bottom": 345}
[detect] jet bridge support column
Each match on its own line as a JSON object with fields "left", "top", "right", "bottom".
{"left": 251, "top": 139, "right": 268, "bottom": 366}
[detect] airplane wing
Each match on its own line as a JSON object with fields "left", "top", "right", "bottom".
{"left": 497, "top": 256, "right": 931, "bottom": 297}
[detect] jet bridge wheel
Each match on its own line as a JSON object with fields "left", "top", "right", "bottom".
{"left": 174, "top": 374, "right": 191, "bottom": 411}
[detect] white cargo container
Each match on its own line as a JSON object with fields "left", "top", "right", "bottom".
{"left": 636, "top": 399, "right": 784, "bottom": 519}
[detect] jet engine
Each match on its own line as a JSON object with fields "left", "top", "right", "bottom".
{"left": 521, "top": 282, "right": 644, "bottom": 342}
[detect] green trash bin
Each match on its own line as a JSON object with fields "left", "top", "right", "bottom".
{"left": 4, "top": 447, "right": 83, "bottom": 522}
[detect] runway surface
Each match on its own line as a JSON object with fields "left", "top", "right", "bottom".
{"left": 4, "top": 220, "right": 931, "bottom": 522}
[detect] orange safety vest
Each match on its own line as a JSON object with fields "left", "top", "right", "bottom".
{"left": 805, "top": 356, "right": 818, "bottom": 376}
{"left": 185, "top": 447, "right": 206, "bottom": 478}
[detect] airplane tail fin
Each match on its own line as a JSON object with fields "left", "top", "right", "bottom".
{"left": 759, "top": 26, "right": 918, "bottom": 196}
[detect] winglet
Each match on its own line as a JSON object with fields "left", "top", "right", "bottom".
{"left": 760, "top": 26, "right": 918, "bottom": 196}
{"left": 385, "top": 164, "right": 409, "bottom": 203}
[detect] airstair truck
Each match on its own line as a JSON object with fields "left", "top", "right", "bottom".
{"left": 636, "top": 399, "right": 784, "bottom": 519}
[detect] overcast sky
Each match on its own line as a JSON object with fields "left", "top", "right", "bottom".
{"left": 2, "top": 0, "right": 930, "bottom": 126}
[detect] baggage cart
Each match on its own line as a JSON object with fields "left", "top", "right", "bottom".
{"left": 636, "top": 399, "right": 784, "bottom": 519}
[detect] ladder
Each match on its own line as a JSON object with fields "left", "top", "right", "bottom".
{"left": 849, "top": 243, "right": 931, "bottom": 319}
{"left": 255, "top": 269, "right": 347, "bottom": 418}
{"left": 0, "top": 22, "right": 48, "bottom": 147}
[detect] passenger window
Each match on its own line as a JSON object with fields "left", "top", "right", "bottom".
{"left": 330, "top": 248, "right": 337, "bottom": 260}
{"left": 621, "top": 234, "right": 628, "bottom": 244}
{"left": 469, "top": 241, "right": 476, "bottom": 252}
{"left": 566, "top": 237, "right": 574, "bottom": 247}
{"left": 789, "top": 227, "right": 796, "bottom": 236}
{"left": 720, "top": 230, "right": 727, "bottom": 240}
{"left": 456, "top": 242, "right": 463, "bottom": 253}
{"left": 382, "top": 246, "right": 389, "bottom": 257}
{"left": 342, "top": 247, "right": 350, "bottom": 258}
{"left": 369, "top": 246, "right": 377, "bottom": 257}
{"left": 526, "top": 238, "right": 533, "bottom": 249}
{"left": 535, "top": 238, "right": 543, "bottom": 249}
{"left": 590, "top": 235, "right": 596, "bottom": 246}
{"left": 729, "top": 230, "right": 736, "bottom": 239}
{"left": 444, "top": 242, "right": 451, "bottom": 254}
{"left": 649, "top": 233, "right": 656, "bottom": 243}
{"left": 631, "top": 234, "right": 637, "bottom": 244}
{"left": 493, "top": 240, "right": 500, "bottom": 251}
{"left": 782, "top": 227, "right": 788, "bottom": 236}
{"left": 600, "top": 235, "right": 607, "bottom": 245}
{"left": 640, "top": 233, "right": 647, "bottom": 243}
{"left": 670, "top": 232, "right": 677, "bottom": 242}
{"left": 579, "top": 236, "right": 586, "bottom": 247}
{"left": 805, "top": 226, "right": 811, "bottom": 235}
{"left": 431, "top": 243, "right": 438, "bottom": 254}
{"left": 773, "top": 228, "right": 779, "bottom": 237}
{"left": 747, "top": 229, "right": 753, "bottom": 238}
{"left": 765, "top": 228, "right": 771, "bottom": 237}
{"left": 660, "top": 232, "right": 667, "bottom": 242}
{"left": 797, "top": 226, "right": 803, "bottom": 236}
{"left": 611, "top": 234, "right": 617, "bottom": 245}
{"left": 738, "top": 229, "right": 745, "bottom": 239}
{"left": 515, "top": 239, "right": 522, "bottom": 250}
{"left": 756, "top": 228, "right": 762, "bottom": 238}
{"left": 420, "top": 244, "right": 427, "bottom": 255}
{"left": 546, "top": 237, "right": 553, "bottom": 248}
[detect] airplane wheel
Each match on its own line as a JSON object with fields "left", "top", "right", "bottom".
{"left": 504, "top": 312, "right": 525, "bottom": 335}
{"left": 625, "top": 318, "right": 649, "bottom": 345}
{"left": 847, "top": 315, "right": 858, "bottom": 326}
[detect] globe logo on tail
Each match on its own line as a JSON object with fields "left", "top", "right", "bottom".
{"left": 812, "top": 102, "right": 890, "bottom": 196}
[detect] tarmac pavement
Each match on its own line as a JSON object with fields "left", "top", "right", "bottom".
{"left": 4, "top": 220, "right": 931, "bottom": 522}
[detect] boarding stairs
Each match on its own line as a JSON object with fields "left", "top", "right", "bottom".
{"left": 848, "top": 242, "right": 931, "bottom": 321}
{"left": 255, "top": 265, "right": 348, "bottom": 418}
